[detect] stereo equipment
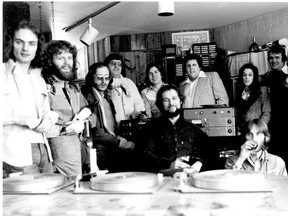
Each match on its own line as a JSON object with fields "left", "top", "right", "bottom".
{"left": 183, "top": 107, "right": 236, "bottom": 137}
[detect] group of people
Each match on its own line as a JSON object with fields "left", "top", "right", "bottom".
{"left": 2, "top": 20, "right": 287, "bottom": 179}
{"left": 233, "top": 43, "right": 288, "bottom": 172}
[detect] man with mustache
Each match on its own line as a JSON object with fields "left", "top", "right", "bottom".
{"left": 41, "top": 40, "right": 96, "bottom": 176}
{"left": 83, "top": 63, "right": 136, "bottom": 172}
{"left": 104, "top": 53, "right": 146, "bottom": 124}
{"left": 261, "top": 44, "right": 288, "bottom": 167}
{"left": 139, "top": 84, "right": 213, "bottom": 174}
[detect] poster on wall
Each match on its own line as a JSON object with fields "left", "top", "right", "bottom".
{"left": 172, "top": 31, "right": 210, "bottom": 51}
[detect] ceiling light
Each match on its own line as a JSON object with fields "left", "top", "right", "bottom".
{"left": 80, "top": 18, "right": 99, "bottom": 46}
{"left": 158, "top": 1, "right": 174, "bottom": 16}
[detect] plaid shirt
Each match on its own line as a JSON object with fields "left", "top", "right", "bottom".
{"left": 180, "top": 71, "right": 229, "bottom": 108}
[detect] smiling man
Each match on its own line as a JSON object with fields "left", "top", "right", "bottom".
{"left": 41, "top": 40, "right": 96, "bottom": 176}
{"left": 3, "top": 20, "right": 58, "bottom": 176}
{"left": 104, "top": 53, "right": 146, "bottom": 124}
{"left": 179, "top": 54, "right": 229, "bottom": 108}
{"left": 83, "top": 63, "right": 136, "bottom": 172}
{"left": 139, "top": 84, "right": 213, "bottom": 174}
{"left": 262, "top": 45, "right": 288, "bottom": 167}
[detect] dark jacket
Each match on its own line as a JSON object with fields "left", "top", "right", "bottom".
{"left": 140, "top": 113, "right": 210, "bottom": 173}
{"left": 84, "top": 88, "right": 119, "bottom": 148}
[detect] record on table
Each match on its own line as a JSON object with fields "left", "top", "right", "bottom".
{"left": 3, "top": 173, "right": 65, "bottom": 192}
{"left": 190, "top": 169, "right": 268, "bottom": 191}
{"left": 90, "top": 172, "right": 158, "bottom": 192}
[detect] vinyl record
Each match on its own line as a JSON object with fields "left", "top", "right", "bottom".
{"left": 190, "top": 169, "right": 267, "bottom": 191}
{"left": 90, "top": 172, "right": 158, "bottom": 192}
{"left": 3, "top": 173, "right": 65, "bottom": 192}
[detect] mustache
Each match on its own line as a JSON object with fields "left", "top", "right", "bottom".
{"left": 61, "top": 64, "right": 72, "bottom": 70}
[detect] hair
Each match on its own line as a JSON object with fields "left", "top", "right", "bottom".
{"left": 236, "top": 63, "right": 261, "bottom": 121}
{"left": 184, "top": 54, "right": 203, "bottom": 69}
{"left": 3, "top": 20, "right": 45, "bottom": 68}
{"left": 104, "top": 53, "right": 124, "bottom": 66}
{"left": 240, "top": 119, "right": 271, "bottom": 148}
{"left": 238, "top": 63, "right": 260, "bottom": 91}
{"left": 41, "top": 40, "right": 78, "bottom": 84}
{"left": 145, "top": 62, "right": 164, "bottom": 85}
{"left": 268, "top": 44, "right": 287, "bottom": 63}
{"left": 156, "top": 84, "right": 182, "bottom": 112}
{"left": 85, "top": 62, "right": 109, "bottom": 88}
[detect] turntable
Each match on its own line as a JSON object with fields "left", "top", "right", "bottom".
{"left": 3, "top": 173, "right": 73, "bottom": 194}
{"left": 175, "top": 169, "right": 272, "bottom": 193}
{"left": 73, "top": 172, "right": 169, "bottom": 194}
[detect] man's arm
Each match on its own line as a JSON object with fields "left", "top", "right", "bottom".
{"left": 209, "top": 72, "right": 229, "bottom": 106}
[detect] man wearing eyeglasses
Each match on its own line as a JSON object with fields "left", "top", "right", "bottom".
{"left": 83, "top": 62, "right": 137, "bottom": 172}
{"left": 104, "top": 53, "right": 146, "bottom": 124}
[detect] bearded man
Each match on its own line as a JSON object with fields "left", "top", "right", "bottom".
{"left": 139, "top": 84, "right": 212, "bottom": 174}
{"left": 41, "top": 40, "right": 95, "bottom": 176}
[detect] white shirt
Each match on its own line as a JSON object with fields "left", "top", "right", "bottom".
{"left": 3, "top": 60, "right": 54, "bottom": 166}
{"left": 182, "top": 71, "right": 206, "bottom": 108}
{"left": 110, "top": 75, "right": 145, "bottom": 124}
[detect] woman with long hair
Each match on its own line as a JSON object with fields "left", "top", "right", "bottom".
{"left": 236, "top": 63, "right": 271, "bottom": 129}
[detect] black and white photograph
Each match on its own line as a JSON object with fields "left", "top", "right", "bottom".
{"left": 2, "top": 1, "right": 288, "bottom": 215}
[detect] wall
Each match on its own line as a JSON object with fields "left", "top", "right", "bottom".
{"left": 214, "top": 8, "right": 288, "bottom": 52}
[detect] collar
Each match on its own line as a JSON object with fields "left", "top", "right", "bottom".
{"left": 281, "top": 64, "right": 288, "bottom": 74}
{"left": 247, "top": 149, "right": 268, "bottom": 165}
{"left": 48, "top": 75, "right": 79, "bottom": 94}
{"left": 148, "top": 82, "right": 165, "bottom": 91}
{"left": 181, "top": 70, "right": 206, "bottom": 85}
{"left": 5, "top": 59, "right": 32, "bottom": 75}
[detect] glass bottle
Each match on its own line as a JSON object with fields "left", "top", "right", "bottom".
{"left": 249, "top": 37, "right": 259, "bottom": 52}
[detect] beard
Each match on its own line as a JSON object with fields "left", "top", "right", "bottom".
{"left": 162, "top": 107, "right": 182, "bottom": 118}
{"left": 53, "top": 65, "right": 75, "bottom": 81}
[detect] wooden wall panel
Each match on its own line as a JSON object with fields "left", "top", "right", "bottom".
{"left": 87, "top": 44, "right": 95, "bottom": 67}
{"left": 110, "top": 35, "right": 120, "bottom": 52}
{"left": 130, "top": 52, "right": 138, "bottom": 84}
{"left": 161, "top": 31, "right": 173, "bottom": 45}
{"left": 137, "top": 51, "right": 147, "bottom": 84}
{"left": 122, "top": 52, "right": 137, "bottom": 84}
{"left": 131, "top": 35, "right": 137, "bottom": 51}
{"left": 146, "top": 33, "right": 154, "bottom": 50}
{"left": 153, "top": 33, "right": 162, "bottom": 49}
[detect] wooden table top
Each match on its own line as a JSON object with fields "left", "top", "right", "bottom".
{"left": 3, "top": 173, "right": 288, "bottom": 216}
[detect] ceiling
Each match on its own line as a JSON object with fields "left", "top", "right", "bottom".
{"left": 28, "top": 1, "right": 288, "bottom": 49}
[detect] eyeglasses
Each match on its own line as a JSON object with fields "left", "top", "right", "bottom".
{"left": 109, "top": 61, "right": 122, "bottom": 67}
{"left": 94, "top": 76, "right": 111, "bottom": 82}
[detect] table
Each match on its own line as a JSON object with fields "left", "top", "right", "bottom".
{"left": 3, "top": 174, "right": 288, "bottom": 216}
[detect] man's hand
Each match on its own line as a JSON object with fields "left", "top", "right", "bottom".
{"left": 118, "top": 136, "right": 128, "bottom": 147}
{"left": 120, "top": 141, "right": 135, "bottom": 149}
{"left": 130, "top": 111, "right": 141, "bottom": 119}
{"left": 170, "top": 156, "right": 191, "bottom": 169}
{"left": 25, "top": 117, "right": 41, "bottom": 129}
{"left": 35, "top": 117, "right": 54, "bottom": 133}
{"left": 64, "top": 120, "right": 85, "bottom": 134}
{"left": 118, "top": 136, "right": 135, "bottom": 149}
{"left": 238, "top": 140, "right": 258, "bottom": 161}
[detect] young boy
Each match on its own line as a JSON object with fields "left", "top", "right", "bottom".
{"left": 225, "top": 119, "right": 287, "bottom": 176}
